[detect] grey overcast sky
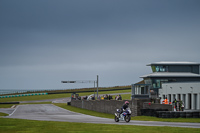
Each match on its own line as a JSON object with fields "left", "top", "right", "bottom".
{"left": 0, "top": 0, "right": 200, "bottom": 90}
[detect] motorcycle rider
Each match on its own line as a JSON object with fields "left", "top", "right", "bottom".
{"left": 119, "top": 101, "right": 129, "bottom": 117}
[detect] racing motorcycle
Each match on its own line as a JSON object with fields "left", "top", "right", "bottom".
{"left": 114, "top": 107, "right": 131, "bottom": 123}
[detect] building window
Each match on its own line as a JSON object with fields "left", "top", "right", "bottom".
{"left": 153, "top": 79, "right": 160, "bottom": 88}
{"left": 152, "top": 65, "right": 169, "bottom": 72}
{"left": 156, "top": 66, "right": 160, "bottom": 72}
{"left": 152, "top": 79, "right": 168, "bottom": 89}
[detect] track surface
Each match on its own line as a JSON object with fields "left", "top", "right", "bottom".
{"left": 3, "top": 104, "right": 200, "bottom": 128}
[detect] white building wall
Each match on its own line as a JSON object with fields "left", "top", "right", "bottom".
{"left": 159, "top": 82, "right": 200, "bottom": 110}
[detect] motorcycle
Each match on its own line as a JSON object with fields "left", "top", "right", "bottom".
{"left": 114, "top": 107, "right": 131, "bottom": 122}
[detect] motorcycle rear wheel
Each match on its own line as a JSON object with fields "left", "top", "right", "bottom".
{"left": 125, "top": 115, "right": 131, "bottom": 122}
{"left": 114, "top": 116, "right": 119, "bottom": 122}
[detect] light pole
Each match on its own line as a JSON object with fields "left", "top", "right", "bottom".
{"left": 180, "top": 87, "right": 182, "bottom": 100}
{"left": 97, "top": 75, "right": 99, "bottom": 99}
{"left": 94, "top": 81, "right": 95, "bottom": 98}
{"left": 191, "top": 87, "right": 193, "bottom": 110}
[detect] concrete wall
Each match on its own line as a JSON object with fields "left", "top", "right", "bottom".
{"left": 71, "top": 99, "right": 151, "bottom": 116}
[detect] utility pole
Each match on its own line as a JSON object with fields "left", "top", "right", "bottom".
{"left": 97, "top": 75, "right": 99, "bottom": 99}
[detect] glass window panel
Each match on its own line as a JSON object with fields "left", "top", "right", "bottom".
{"left": 156, "top": 80, "right": 160, "bottom": 88}
{"left": 166, "top": 66, "right": 168, "bottom": 72}
{"left": 151, "top": 66, "right": 156, "bottom": 72}
{"left": 160, "top": 66, "right": 163, "bottom": 71}
{"left": 156, "top": 66, "right": 160, "bottom": 72}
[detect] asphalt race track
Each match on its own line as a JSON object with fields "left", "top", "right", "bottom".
{"left": 2, "top": 104, "right": 200, "bottom": 128}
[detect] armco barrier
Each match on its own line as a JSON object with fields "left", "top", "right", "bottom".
{"left": 141, "top": 109, "right": 200, "bottom": 118}
{"left": 0, "top": 93, "right": 48, "bottom": 98}
{"left": 0, "top": 102, "right": 20, "bottom": 104}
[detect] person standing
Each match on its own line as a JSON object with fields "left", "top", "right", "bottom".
{"left": 164, "top": 97, "right": 169, "bottom": 104}
{"left": 173, "top": 99, "right": 177, "bottom": 111}
{"left": 179, "top": 100, "right": 184, "bottom": 111}
{"left": 118, "top": 95, "right": 122, "bottom": 100}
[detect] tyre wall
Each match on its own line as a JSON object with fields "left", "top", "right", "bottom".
{"left": 141, "top": 109, "right": 200, "bottom": 118}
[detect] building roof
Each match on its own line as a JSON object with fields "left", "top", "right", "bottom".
{"left": 134, "top": 80, "right": 151, "bottom": 85}
{"left": 147, "top": 61, "right": 200, "bottom": 66}
{"left": 140, "top": 72, "right": 200, "bottom": 78}
{"left": 134, "top": 80, "right": 145, "bottom": 85}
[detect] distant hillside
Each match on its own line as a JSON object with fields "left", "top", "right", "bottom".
{"left": 1, "top": 85, "right": 131, "bottom": 95}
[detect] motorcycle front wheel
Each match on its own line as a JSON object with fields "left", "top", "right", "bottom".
{"left": 114, "top": 116, "right": 119, "bottom": 122}
{"left": 125, "top": 115, "right": 131, "bottom": 122}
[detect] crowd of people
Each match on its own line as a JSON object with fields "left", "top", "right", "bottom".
{"left": 115, "top": 95, "right": 122, "bottom": 100}
{"left": 101, "top": 94, "right": 113, "bottom": 100}
{"left": 71, "top": 94, "right": 81, "bottom": 100}
{"left": 173, "top": 99, "right": 184, "bottom": 111}
{"left": 73, "top": 94, "right": 123, "bottom": 101}
{"left": 162, "top": 97, "right": 184, "bottom": 111}
{"left": 100, "top": 94, "right": 122, "bottom": 100}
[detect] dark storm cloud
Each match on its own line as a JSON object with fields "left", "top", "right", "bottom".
{"left": 1, "top": 1, "right": 128, "bottom": 31}
{"left": 1, "top": 0, "right": 198, "bottom": 33}
{"left": 0, "top": 0, "right": 200, "bottom": 89}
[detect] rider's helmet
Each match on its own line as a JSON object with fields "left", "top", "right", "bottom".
{"left": 125, "top": 101, "right": 129, "bottom": 105}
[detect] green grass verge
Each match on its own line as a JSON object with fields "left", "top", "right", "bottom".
{"left": 0, "top": 89, "right": 131, "bottom": 102}
{"left": 132, "top": 116, "right": 200, "bottom": 123}
{"left": 54, "top": 103, "right": 114, "bottom": 119}
{"left": 54, "top": 103, "right": 200, "bottom": 123}
{"left": 0, "top": 104, "right": 14, "bottom": 108}
{"left": 0, "top": 118, "right": 199, "bottom": 133}
{"left": 0, "top": 112, "right": 8, "bottom": 116}
{"left": 0, "top": 93, "right": 71, "bottom": 102}
{"left": 120, "top": 94, "right": 131, "bottom": 100}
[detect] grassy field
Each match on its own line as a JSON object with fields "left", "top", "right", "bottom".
{"left": 0, "top": 99, "right": 200, "bottom": 132}
{"left": 0, "top": 112, "right": 7, "bottom": 116}
{"left": 1, "top": 88, "right": 200, "bottom": 124}
{"left": 1, "top": 104, "right": 200, "bottom": 132}
{"left": 0, "top": 89, "right": 131, "bottom": 103}
{"left": 0, "top": 118, "right": 200, "bottom": 133}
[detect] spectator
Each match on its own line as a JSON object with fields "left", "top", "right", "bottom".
{"left": 108, "top": 95, "right": 113, "bottom": 100}
{"left": 163, "top": 97, "right": 169, "bottom": 104}
{"left": 118, "top": 95, "right": 122, "bottom": 100}
{"left": 91, "top": 96, "right": 95, "bottom": 100}
{"left": 115, "top": 95, "right": 122, "bottom": 100}
{"left": 71, "top": 95, "right": 74, "bottom": 100}
{"left": 173, "top": 99, "right": 177, "bottom": 111}
{"left": 181, "top": 102, "right": 184, "bottom": 111}
{"left": 115, "top": 95, "right": 119, "bottom": 100}
{"left": 179, "top": 99, "right": 184, "bottom": 111}
{"left": 101, "top": 95, "right": 104, "bottom": 100}
{"left": 83, "top": 96, "right": 88, "bottom": 100}
{"left": 98, "top": 96, "right": 101, "bottom": 100}
{"left": 104, "top": 94, "right": 108, "bottom": 100}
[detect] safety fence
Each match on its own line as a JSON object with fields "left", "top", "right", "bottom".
{"left": 0, "top": 93, "right": 48, "bottom": 98}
